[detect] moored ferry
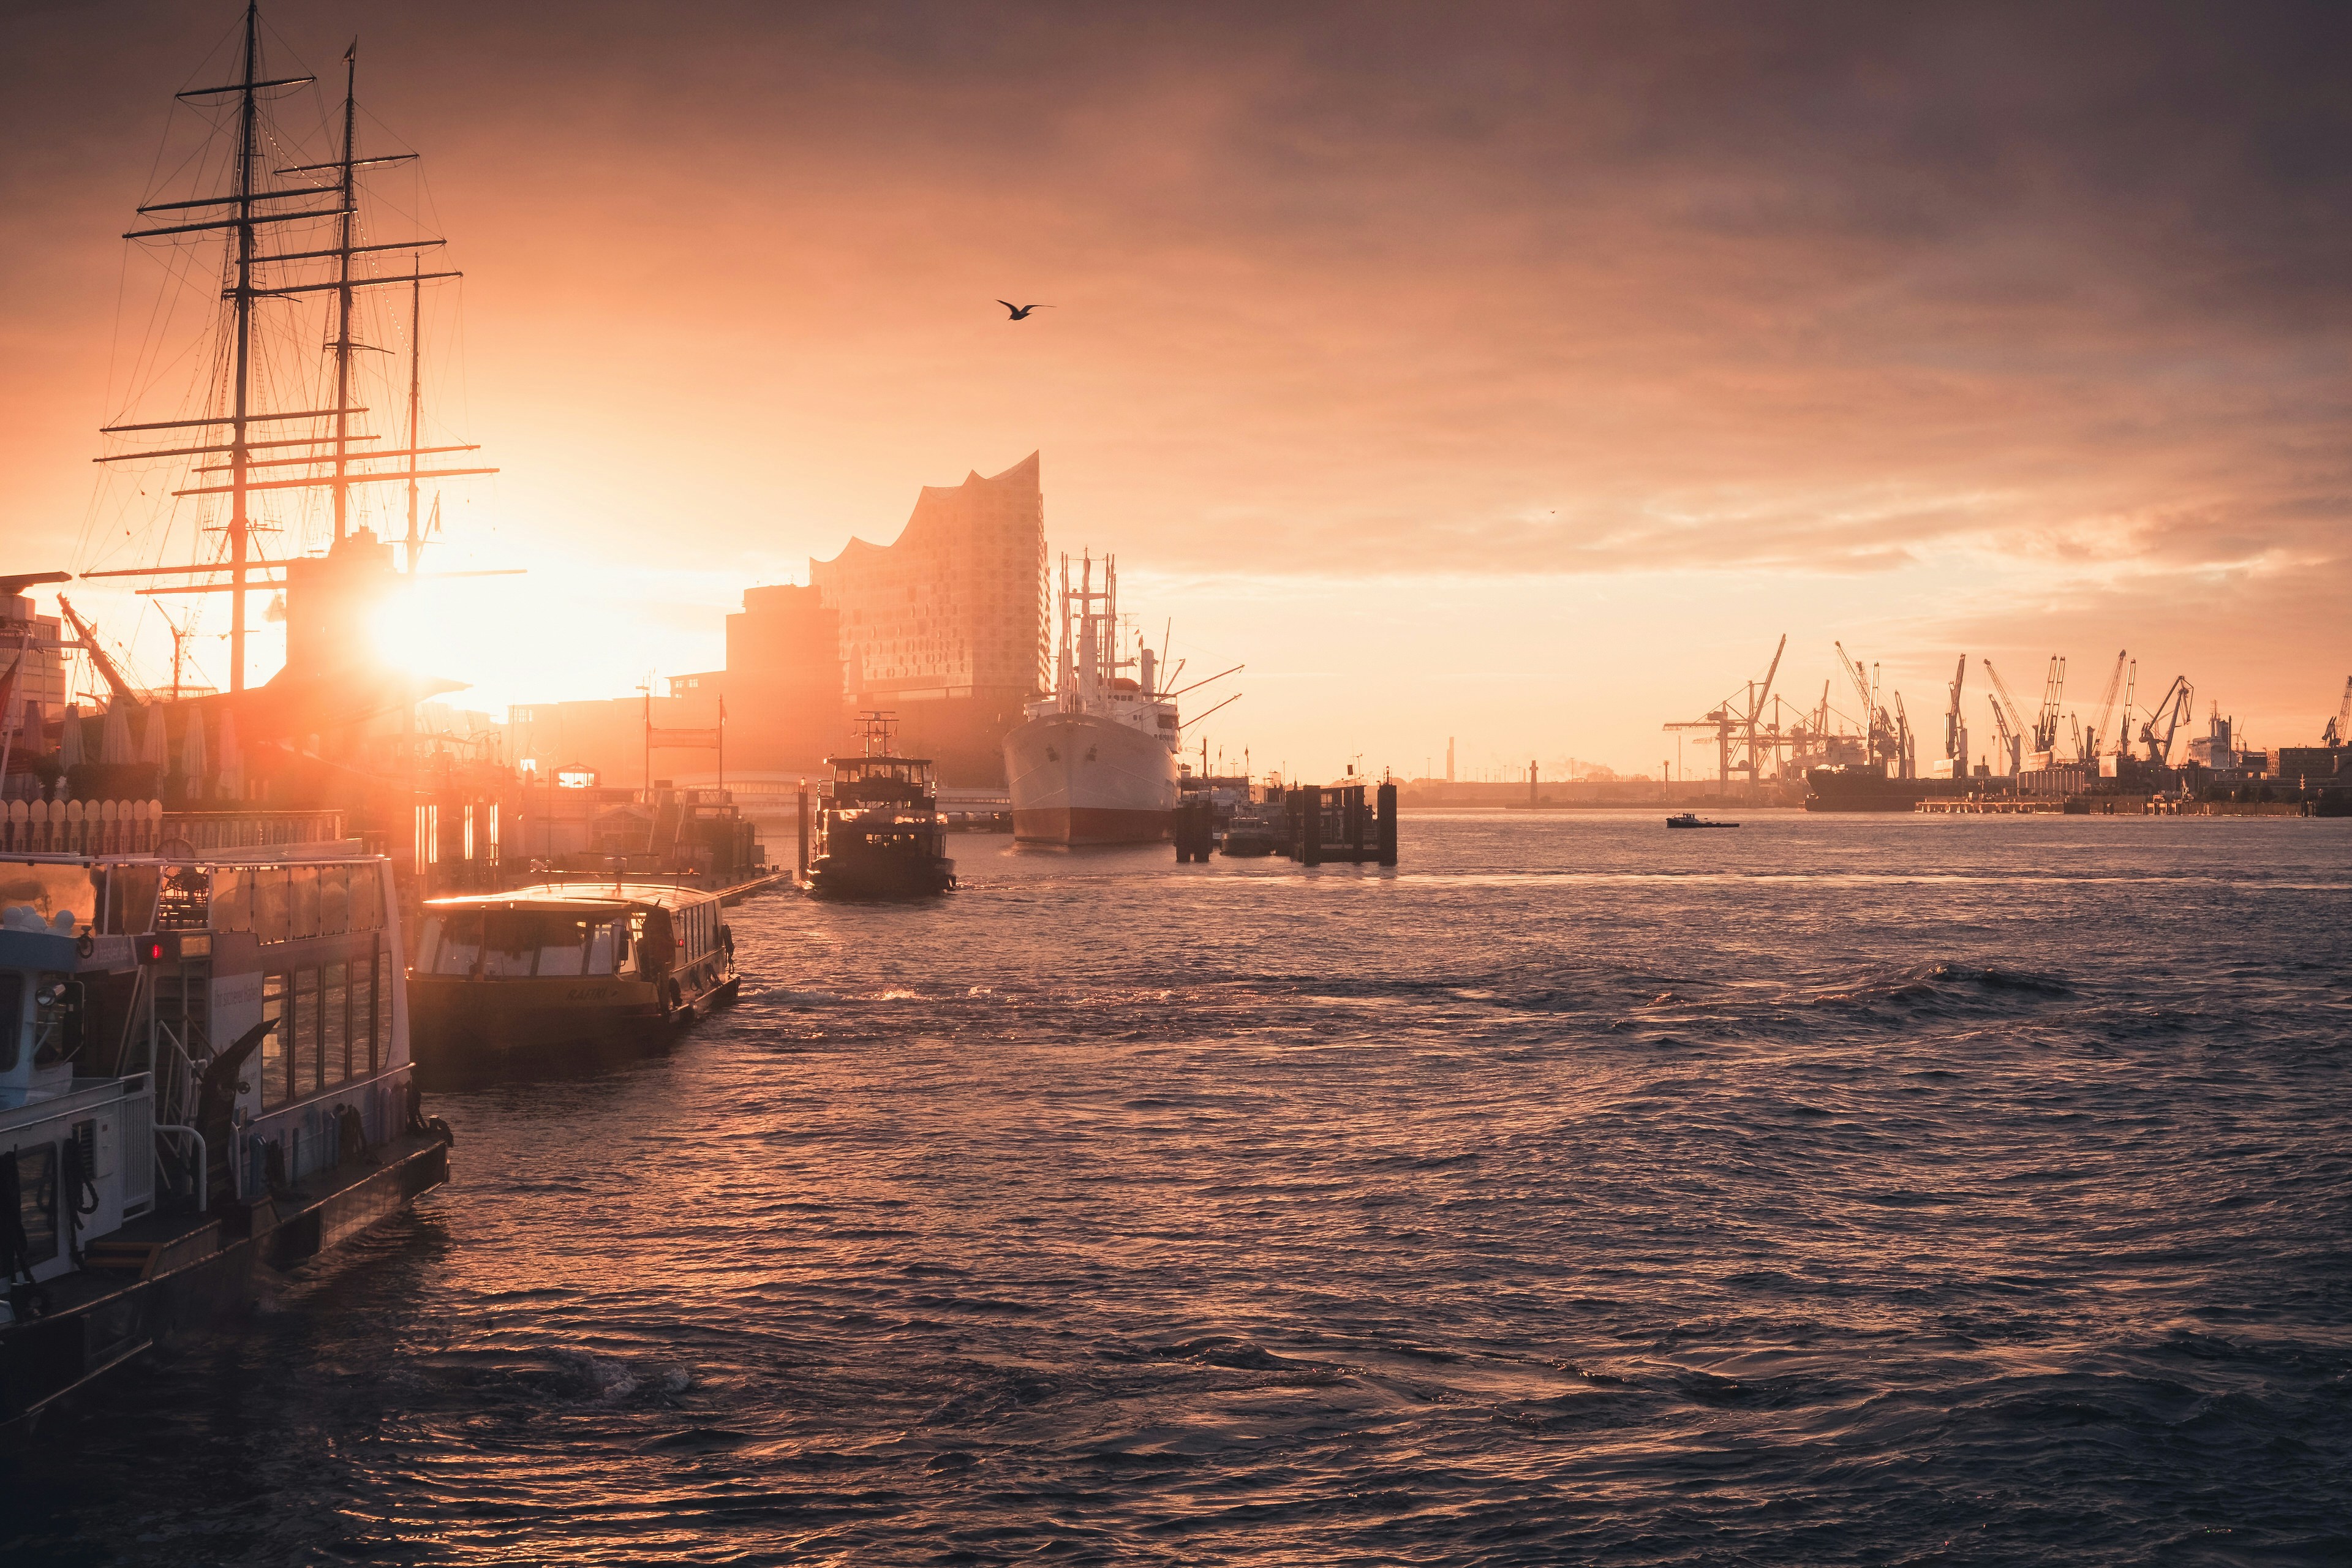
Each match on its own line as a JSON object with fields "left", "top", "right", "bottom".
{"left": 407, "top": 882, "right": 739, "bottom": 1076}
{"left": 1, "top": 844, "right": 451, "bottom": 1436}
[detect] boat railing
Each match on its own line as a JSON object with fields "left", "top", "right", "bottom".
{"left": 152, "top": 1123, "right": 203, "bottom": 1215}
{"left": 151, "top": 1009, "right": 205, "bottom": 1131}
{"left": 1, "top": 797, "right": 165, "bottom": 856}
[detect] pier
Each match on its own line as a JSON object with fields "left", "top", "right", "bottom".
{"left": 1285, "top": 781, "right": 1398, "bottom": 866}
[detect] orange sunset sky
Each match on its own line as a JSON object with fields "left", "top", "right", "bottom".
{"left": 4, "top": 1, "right": 2347, "bottom": 780}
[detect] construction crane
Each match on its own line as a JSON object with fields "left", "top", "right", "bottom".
{"left": 2081, "top": 649, "right": 2126, "bottom": 763}
{"left": 1982, "top": 658, "right": 2028, "bottom": 774}
{"left": 2138, "top": 675, "right": 2195, "bottom": 763}
{"left": 2033, "top": 655, "right": 2065, "bottom": 753}
{"left": 2324, "top": 676, "right": 2352, "bottom": 747}
{"left": 55, "top": 594, "right": 143, "bottom": 709}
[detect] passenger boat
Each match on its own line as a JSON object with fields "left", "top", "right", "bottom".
{"left": 809, "top": 714, "right": 956, "bottom": 897}
{"left": 1, "top": 845, "right": 451, "bottom": 1436}
{"left": 407, "top": 882, "right": 739, "bottom": 1075}
{"left": 1665, "top": 812, "right": 1740, "bottom": 829}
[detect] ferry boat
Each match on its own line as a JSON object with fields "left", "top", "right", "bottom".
{"left": 809, "top": 715, "right": 956, "bottom": 897}
{"left": 1, "top": 843, "right": 450, "bottom": 1436}
{"left": 407, "top": 882, "right": 738, "bottom": 1075}
{"left": 1005, "top": 554, "right": 1227, "bottom": 845}
{"left": 1665, "top": 812, "right": 1740, "bottom": 829}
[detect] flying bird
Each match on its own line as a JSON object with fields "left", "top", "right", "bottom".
{"left": 998, "top": 300, "right": 1052, "bottom": 320}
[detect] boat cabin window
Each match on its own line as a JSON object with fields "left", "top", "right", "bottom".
{"left": 478, "top": 913, "right": 537, "bottom": 979}
{"left": 0, "top": 861, "right": 98, "bottom": 935}
{"left": 536, "top": 918, "right": 594, "bottom": 977}
{"left": 418, "top": 909, "right": 617, "bottom": 979}
{"left": 418, "top": 912, "right": 484, "bottom": 976}
{"left": 261, "top": 955, "right": 388, "bottom": 1107}
{"left": 205, "top": 862, "right": 383, "bottom": 943}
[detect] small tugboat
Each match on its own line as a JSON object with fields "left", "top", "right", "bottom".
{"left": 407, "top": 882, "right": 737, "bottom": 1077}
{"left": 1219, "top": 783, "right": 1289, "bottom": 857}
{"left": 1666, "top": 812, "right": 1740, "bottom": 829}
{"left": 810, "top": 713, "right": 956, "bottom": 897}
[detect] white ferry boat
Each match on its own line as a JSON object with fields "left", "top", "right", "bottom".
{"left": 1003, "top": 554, "right": 1221, "bottom": 845}
{"left": 1, "top": 843, "right": 450, "bottom": 1436}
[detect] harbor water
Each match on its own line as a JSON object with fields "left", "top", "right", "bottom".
{"left": 7, "top": 813, "right": 2349, "bottom": 1564}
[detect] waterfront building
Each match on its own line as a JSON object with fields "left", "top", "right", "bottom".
{"left": 809, "top": 453, "right": 1048, "bottom": 786}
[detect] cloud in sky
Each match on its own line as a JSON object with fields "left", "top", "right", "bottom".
{"left": 2, "top": 0, "right": 2346, "bottom": 769}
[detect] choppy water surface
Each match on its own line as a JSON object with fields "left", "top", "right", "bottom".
{"left": 10, "top": 813, "right": 2352, "bottom": 1565}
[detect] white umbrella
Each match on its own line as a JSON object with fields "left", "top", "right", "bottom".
{"left": 139, "top": 705, "right": 168, "bottom": 767}
{"left": 100, "top": 701, "right": 135, "bottom": 764}
{"left": 179, "top": 709, "right": 208, "bottom": 797}
{"left": 58, "top": 704, "right": 83, "bottom": 769}
{"left": 214, "top": 708, "right": 241, "bottom": 799}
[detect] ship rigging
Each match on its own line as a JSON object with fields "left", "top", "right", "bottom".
{"left": 83, "top": 2, "right": 497, "bottom": 693}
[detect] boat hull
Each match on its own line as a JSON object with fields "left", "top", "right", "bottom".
{"left": 0, "top": 1132, "right": 449, "bottom": 1440}
{"left": 1004, "top": 712, "right": 1178, "bottom": 845}
{"left": 409, "top": 963, "right": 734, "bottom": 1079}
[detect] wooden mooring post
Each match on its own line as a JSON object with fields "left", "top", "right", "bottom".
{"left": 796, "top": 780, "right": 810, "bottom": 884}
{"left": 1284, "top": 780, "right": 1397, "bottom": 866}
{"left": 1174, "top": 795, "right": 1216, "bottom": 862}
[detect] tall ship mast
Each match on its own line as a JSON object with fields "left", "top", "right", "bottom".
{"left": 1001, "top": 554, "right": 1186, "bottom": 845}
{"left": 85, "top": 2, "right": 493, "bottom": 693}
{"left": 45, "top": 2, "right": 513, "bottom": 907}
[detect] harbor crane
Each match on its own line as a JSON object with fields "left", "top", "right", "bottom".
{"left": 2116, "top": 659, "right": 2137, "bottom": 760}
{"left": 2324, "top": 676, "right": 2352, "bottom": 747}
{"left": 2033, "top": 655, "right": 2066, "bottom": 754}
{"left": 1985, "top": 693, "right": 2018, "bottom": 775}
{"left": 1663, "top": 634, "right": 1787, "bottom": 799}
{"left": 2080, "top": 649, "right": 2127, "bottom": 763}
{"left": 1833, "top": 640, "right": 1907, "bottom": 772}
{"left": 2138, "top": 675, "right": 2195, "bottom": 764}
{"left": 1981, "top": 658, "right": 2028, "bottom": 774}
{"left": 1941, "top": 654, "right": 1969, "bottom": 774}
{"left": 55, "top": 595, "right": 144, "bottom": 709}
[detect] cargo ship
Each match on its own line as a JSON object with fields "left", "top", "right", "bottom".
{"left": 1003, "top": 554, "right": 1191, "bottom": 845}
